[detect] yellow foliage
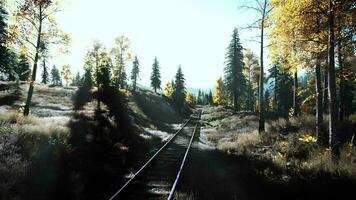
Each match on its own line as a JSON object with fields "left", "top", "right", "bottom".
{"left": 299, "top": 134, "right": 317, "bottom": 143}
{"left": 163, "top": 82, "right": 174, "bottom": 97}
{"left": 213, "top": 77, "right": 224, "bottom": 105}
{"left": 185, "top": 92, "right": 195, "bottom": 106}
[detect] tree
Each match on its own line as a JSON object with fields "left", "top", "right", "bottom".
{"left": 82, "top": 68, "right": 93, "bottom": 89}
{"left": 72, "top": 71, "right": 81, "bottom": 86}
{"left": 41, "top": 58, "right": 49, "bottom": 84}
{"left": 244, "top": 49, "right": 260, "bottom": 111}
{"left": 241, "top": 0, "right": 272, "bottom": 133}
{"left": 112, "top": 35, "right": 131, "bottom": 89}
{"left": 213, "top": 77, "right": 224, "bottom": 105}
{"left": 327, "top": 0, "right": 339, "bottom": 156}
{"left": 60, "top": 64, "right": 72, "bottom": 86}
{"left": 185, "top": 92, "right": 195, "bottom": 106}
{"left": 130, "top": 56, "right": 140, "bottom": 91}
{"left": 17, "top": 51, "right": 31, "bottom": 81}
{"left": 224, "top": 28, "right": 246, "bottom": 111}
{"left": 208, "top": 90, "right": 214, "bottom": 105}
{"left": 163, "top": 81, "right": 174, "bottom": 97}
{"left": 85, "top": 41, "right": 111, "bottom": 110}
{"left": 151, "top": 57, "right": 161, "bottom": 93}
{"left": 267, "top": 60, "right": 293, "bottom": 117}
{"left": 172, "top": 66, "right": 186, "bottom": 110}
{"left": 10, "top": 0, "right": 69, "bottom": 116}
{"left": 0, "top": 0, "right": 11, "bottom": 78}
{"left": 50, "top": 65, "right": 61, "bottom": 86}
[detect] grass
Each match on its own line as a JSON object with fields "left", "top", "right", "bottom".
{"left": 202, "top": 106, "right": 356, "bottom": 181}
{"left": 0, "top": 110, "right": 70, "bottom": 199}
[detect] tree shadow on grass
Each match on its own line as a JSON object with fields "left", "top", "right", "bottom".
{"left": 132, "top": 91, "right": 182, "bottom": 133}
{"left": 0, "top": 94, "right": 20, "bottom": 106}
{"left": 179, "top": 147, "right": 356, "bottom": 200}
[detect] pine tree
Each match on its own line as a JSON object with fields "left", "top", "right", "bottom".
{"left": 72, "top": 71, "right": 81, "bottom": 86}
{"left": 83, "top": 68, "right": 93, "bottom": 89}
{"left": 17, "top": 52, "right": 31, "bottom": 81}
{"left": 131, "top": 56, "right": 140, "bottom": 91}
{"left": 151, "top": 57, "right": 161, "bottom": 93}
{"left": 224, "top": 28, "right": 246, "bottom": 111}
{"left": 172, "top": 66, "right": 186, "bottom": 110}
{"left": 0, "top": 1, "right": 11, "bottom": 78}
{"left": 41, "top": 58, "right": 49, "bottom": 84}
{"left": 50, "top": 65, "right": 62, "bottom": 86}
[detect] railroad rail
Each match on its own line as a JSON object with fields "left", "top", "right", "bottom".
{"left": 108, "top": 110, "right": 202, "bottom": 200}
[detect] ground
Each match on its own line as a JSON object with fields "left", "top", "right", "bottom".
{"left": 0, "top": 83, "right": 355, "bottom": 199}
{"left": 177, "top": 105, "right": 356, "bottom": 199}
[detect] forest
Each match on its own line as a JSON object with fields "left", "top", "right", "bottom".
{"left": 0, "top": 0, "right": 355, "bottom": 199}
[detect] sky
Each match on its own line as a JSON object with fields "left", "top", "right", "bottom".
{"left": 51, "top": 0, "right": 264, "bottom": 89}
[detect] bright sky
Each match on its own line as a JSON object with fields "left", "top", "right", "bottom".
{"left": 52, "top": 0, "right": 264, "bottom": 89}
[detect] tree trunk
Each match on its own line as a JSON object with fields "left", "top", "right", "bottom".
{"left": 328, "top": 0, "right": 339, "bottom": 157}
{"left": 248, "top": 70, "right": 251, "bottom": 111}
{"left": 258, "top": 13, "right": 265, "bottom": 133}
{"left": 24, "top": 12, "right": 42, "bottom": 116}
{"left": 323, "top": 66, "right": 328, "bottom": 113}
{"left": 316, "top": 62, "right": 326, "bottom": 145}
{"left": 293, "top": 70, "right": 299, "bottom": 116}
{"left": 337, "top": 28, "right": 345, "bottom": 121}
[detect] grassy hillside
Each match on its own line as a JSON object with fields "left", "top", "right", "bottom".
{"left": 0, "top": 82, "right": 187, "bottom": 199}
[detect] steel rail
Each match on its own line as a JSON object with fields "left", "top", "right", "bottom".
{"left": 108, "top": 118, "right": 192, "bottom": 200}
{"left": 167, "top": 111, "right": 201, "bottom": 200}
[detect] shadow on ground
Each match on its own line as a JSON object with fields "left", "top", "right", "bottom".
{"left": 179, "top": 145, "right": 356, "bottom": 200}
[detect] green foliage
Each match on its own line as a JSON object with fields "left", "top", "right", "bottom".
{"left": 50, "top": 65, "right": 62, "bottom": 86}
{"left": 17, "top": 52, "right": 31, "bottom": 81}
{"left": 150, "top": 57, "right": 161, "bottom": 93}
{"left": 112, "top": 35, "right": 131, "bottom": 89}
{"left": 224, "top": 28, "right": 246, "bottom": 111}
{"left": 0, "top": 2, "right": 12, "bottom": 79}
{"left": 130, "top": 56, "right": 140, "bottom": 91}
{"left": 41, "top": 59, "right": 49, "bottom": 84}
{"left": 172, "top": 66, "right": 186, "bottom": 110}
{"left": 82, "top": 68, "right": 93, "bottom": 89}
{"left": 85, "top": 41, "right": 111, "bottom": 89}
{"left": 267, "top": 61, "right": 293, "bottom": 117}
{"left": 71, "top": 71, "right": 82, "bottom": 86}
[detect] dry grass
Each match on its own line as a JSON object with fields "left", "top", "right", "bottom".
{"left": 202, "top": 106, "right": 356, "bottom": 180}
{"left": 217, "top": 130, "right": 261, "bottom": 154}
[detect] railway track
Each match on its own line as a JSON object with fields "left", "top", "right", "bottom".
{"left": 108, "top": 110, "right": 202, "bottom": 200}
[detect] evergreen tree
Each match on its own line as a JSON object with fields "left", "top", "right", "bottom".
{"left": 130, "top": 56, "right": 140, "bottom": 91}
{"left": 0, "top": 0, "right": 11, "bottom": 79}
{"left": 50, "top": 65, "right": 62, "bottom": 86}
{"left": 72, "top": 71, "right": 82, "bottom": 86}
{"left": 208, "top": 90, "right": 214, "bottom": 105}
{"left": 150, "top": 57, "right": 161, "bottom": 93}
{"left": 17, "top": 52, "right": 31, "bottom": 81}
{"left": 224, "top": 28, "right": 246, "bottom": 111}
{"left": 268, "top": 63, "right": 293, "bottom": 117}
{"left": 41, "top": 58, "right": 49, "bottom": 84}
{"left": 83, "top": 68, "right": 93, "bottom": 89}
{"left": 172, "top": 66, "right": 186, "bottom": 110}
